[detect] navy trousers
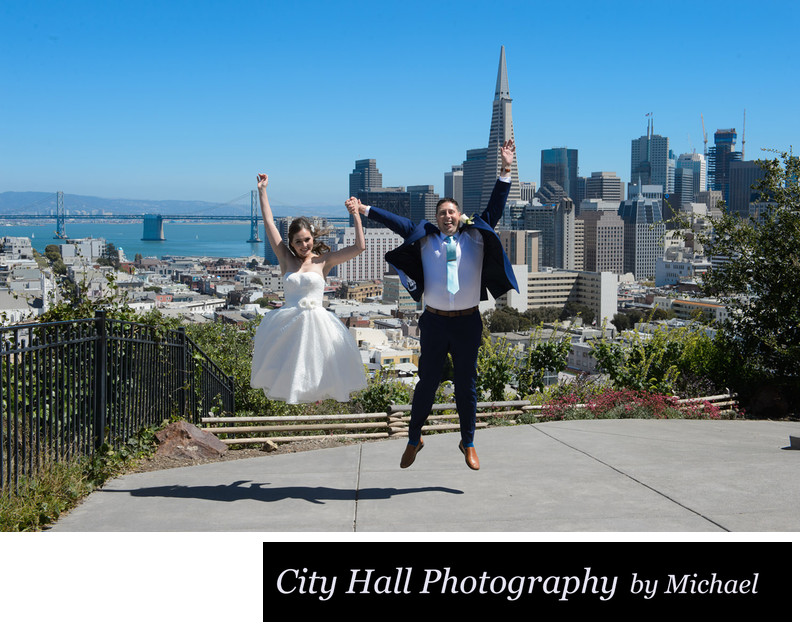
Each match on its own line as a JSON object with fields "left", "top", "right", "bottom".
{"left": 408, "top": 309, "right": 483, "bottom": 445}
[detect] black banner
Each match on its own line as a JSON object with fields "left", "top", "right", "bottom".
{"left": 263, "top": 542, "right": 791, "bottom": 623}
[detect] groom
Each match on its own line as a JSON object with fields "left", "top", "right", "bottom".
{"left": 346, "top": 140, "right": 518, "bottom": 470}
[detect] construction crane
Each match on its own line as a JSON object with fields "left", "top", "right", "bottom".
{"left": 742, "top": 108, "right": 746, "bottom": 159}
{"left": 701, "top": 113, "right": 708, "bottom": 157}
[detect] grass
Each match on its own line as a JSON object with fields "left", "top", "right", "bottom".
{"left": 0, "top": 426, "right": 159, "bottom": 532}
{"left": 0, "top": 456, "right": 94, "bottom": 532}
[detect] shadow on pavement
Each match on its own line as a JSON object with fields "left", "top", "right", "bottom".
{"left": 101, "top": 480, "right": 464, "bottom": 505}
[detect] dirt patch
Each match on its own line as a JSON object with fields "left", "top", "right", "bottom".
{"left": 130, "top": 437, "right": 393, "bottom": 474}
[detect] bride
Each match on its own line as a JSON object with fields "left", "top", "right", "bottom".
{"left": 249, "top": 174, "right": 367, "bottom": 404}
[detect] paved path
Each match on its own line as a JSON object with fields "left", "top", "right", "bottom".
{"left": 49, "top": 419, "right": 800, "bottom": 532}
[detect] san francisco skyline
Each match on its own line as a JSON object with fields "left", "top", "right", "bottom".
{"left": 2, "top": 0, "right": 798, "bottom": 210}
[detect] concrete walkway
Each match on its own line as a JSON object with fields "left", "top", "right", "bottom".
{"left": 49, "top": 419, "right": 800, "bottom": 532}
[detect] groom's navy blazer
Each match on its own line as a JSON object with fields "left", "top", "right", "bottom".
{"left": 366, "top": 179, "right": 519, "bottom": 303}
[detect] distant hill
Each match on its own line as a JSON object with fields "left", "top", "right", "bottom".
{"left": 0, "top": 191, "right": 346, "bottom": 218}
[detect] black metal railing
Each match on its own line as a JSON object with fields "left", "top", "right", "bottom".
{"left": 1, "top": 311, "right": 234, "bottom": 494}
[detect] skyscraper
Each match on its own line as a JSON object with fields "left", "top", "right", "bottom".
{"left": 497, "top": 230, "right": 540, "bottom": 273}
{"left": 541, "top": 148, "right": 578, "bottom": 200}
{"left": 479, "top": 46, "right": 520, "bottom": 209}
{"left": 580, "top": 207, "right": 625, "bottom": 274}
{"left": 523, "top": 198, "right": 576, "bottom": 270}
{"left": 349, "top": 159, "right": 383, "bottom": 198}
{"left": 728, "top": 160, "right": 766, "bottom": 217}
{"left": 461, "top": 147, "right": 488, "bottom": 216}
{"left": 618, "top": 192, "right": 665, "bottom": 280}
{"left": 585, "top": 172, "right": 624, "bottom": 203}
{"left": 407, "top": 185, "right": 439, "bottom": 223}
{"left": 444, "top": 164, "right": 464, "bottom": 210}
{"left": 357, "top": 188, "right": 409, "bottom": 229}
{"left": 707, "top": 129, "right": 742, "bottom": 203}
{"left": 520, "top": 181, "right": 536, "bottom": 202}
{"left": 631, "top": 118, "right": 671, "bottom": 193}
{"left": 676, "top": 152, "right": 707, "bottom": 198}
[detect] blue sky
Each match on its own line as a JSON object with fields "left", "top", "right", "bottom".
{"left": 2, "top": 0, "right": 798, "bottom": 211}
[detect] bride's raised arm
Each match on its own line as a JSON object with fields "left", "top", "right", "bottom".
{"left": 256, "top": 174, "right": 293, "bottom": 270}
{"left": 323, "top": 201, "right": 366, "bottom": 275}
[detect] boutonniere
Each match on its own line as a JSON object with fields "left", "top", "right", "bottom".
{"left": 459, "top": 215, "right": 475, "bottom": 228}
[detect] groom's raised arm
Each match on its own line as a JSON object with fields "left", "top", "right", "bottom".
{"left": 480, "top": 139, "right": 517, "bottom": 228}
{"left": 345, "top": 197, "right": 416, "bottom": 238}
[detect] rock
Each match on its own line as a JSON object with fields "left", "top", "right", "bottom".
{"left": 261, "top": 439, "right": 279, "bottom": 452}
{"left": 155, "top": 421, "right": 228, "bottom": 460}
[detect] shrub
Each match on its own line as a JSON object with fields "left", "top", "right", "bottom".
{"left": 590, "top": 322, "right": 729, "bottom": 397}
{"left": 540, "top": 387, "right": 727, "bottom": 423}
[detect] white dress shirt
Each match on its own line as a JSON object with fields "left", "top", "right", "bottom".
{"left": 421, "top": 229, "right": 483, "bottom": 311}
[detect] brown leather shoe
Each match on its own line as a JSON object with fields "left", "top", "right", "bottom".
{"left": 400, "top": 440, "right": 424, "bottom": 468}
{"left": 459, "top": 441, "right": 480, "bottom": 470}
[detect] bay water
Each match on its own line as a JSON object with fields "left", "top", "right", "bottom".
{"left": 1, "top": 220, "right": 272, "bottom": 260}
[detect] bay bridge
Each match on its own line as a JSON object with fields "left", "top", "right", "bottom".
{"left": 1, "top": 191, "right": 350, "bottom": 241}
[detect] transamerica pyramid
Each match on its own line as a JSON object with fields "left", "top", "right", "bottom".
{"left": 479, "top": 46, "right": 520, "bottom": 208}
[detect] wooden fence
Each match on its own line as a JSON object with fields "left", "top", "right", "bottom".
{"left": 201, "top": 401, "right": 530, "bottom": 445}
{"left": 200, "top": 393, "right": 737, "bottom": 445}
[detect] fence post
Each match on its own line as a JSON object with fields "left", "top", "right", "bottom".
{"left": 228, "top": 374, "right": 236, "bottom": 415}
{"left": 94, "top": 310, "right": 108, "bottom": 448}
{"left": 177, "top": 327, "right": 188, "bottom": 419}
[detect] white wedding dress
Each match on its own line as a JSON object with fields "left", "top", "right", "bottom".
{"left": 250, "top": 271, "right": 366, "bottom": 403}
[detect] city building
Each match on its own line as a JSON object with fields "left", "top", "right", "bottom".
{"left": 654, "top": 296, "right": 727, "bottom": 323}
{"left": 618, "top": 191, "right": 665, "bottom": 280}
{"left": 512, "top": 269, "right": 618, "bottom": 324}
{"left": 520, "top": 197, "right": 578, "bottom": 271}
{"left": 381, "top": 273, "right": 421, "bottom": 312}
{"left": 535, "top": 181, "right": 568, "bottom": 206}
{"left": 573, "top": 177, "right": 586, "bottom": 209}
{"left": 497, "top": 229, "right": 540, "bottom": 273}
{"left": 554, "top": 198, "right": 578, "bottom": 271}
{"left": 728, "top": 160, "right": 766, "bottom": 217}
{"left": 357, "top": 188, "right": 409, "bottom": 229}
{"left": 671, "top": 166, "right": 695, "bottom": 215}
{"left": 479, "top": 46, "right": 521, "bottom": 210}
{"left": 444, "top": 164, "right": 464, "bottom": 210}
{"left": 655, "top": 248, "right": 712, "bottom": 287}
{"left": 584, "top": 172, "right": 624, "bottom": 203}
{"left": 520, "top": 181, "right": 536, "bottom": 202}
{"left": 407, "top": 185, "right": 439, "bottom": 223}
{"left": 349, "top": 159, "right": 383, "bottom": 198}
{"left": 580, "top": 207, "right": 625, "bottom": 274}
{"left": 337, "top": 280, "right": 383, "bottom": 301}
{"left": 696, "top": 190, "right": 724, "bottom": 217}
{"left": 676, "top": 152, "right": 707, "bottom": 198}
{"left": 0, "top": 237, "right": 34, "bottom": 259}
{"left": 460, "top": 147, "right": 487, "bottom": 216}
{"left": 541, "top": 147, "right": 579, "bottom": 201}
{"left": 707, "top": 128, "right": 742, "bottom": 202}
{"left": 333, "top": 227, "right": 404, "bottom": 283}
{"left": 574, "top": 217, "right": 584, "bottom": 272}
{"left": 630, "top": 118, "right": 672, "bottom": 193}
{"left": 524, "top": 202, "right": 554, "bottom": 269}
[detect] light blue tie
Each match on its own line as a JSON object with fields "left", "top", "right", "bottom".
{"left": 445, "top": 235, "right": 459, "bottom": 294}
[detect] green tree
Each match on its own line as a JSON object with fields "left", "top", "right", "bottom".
{"left": 96, "top": 242, "right": 121, "bottom": 269}
{"left": 485, "top": 306, "right": 523, "bottom": 333}
{"left": 698, "top": 150, "right": 800, "bottom": 400}
{"left": 561, "top": 301, "right": 594, "bottom": 324}
{"left": 475, "top": 336, "right": 516, "bottom": 401}
{"left": 525, "top": 306, "right": 563, "bottom": 325}
{"left": 611, "top": 312, "right": 630, "bottom": 332}
{"left": 514, "top": 328, "right": 571, "bottom": 398}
